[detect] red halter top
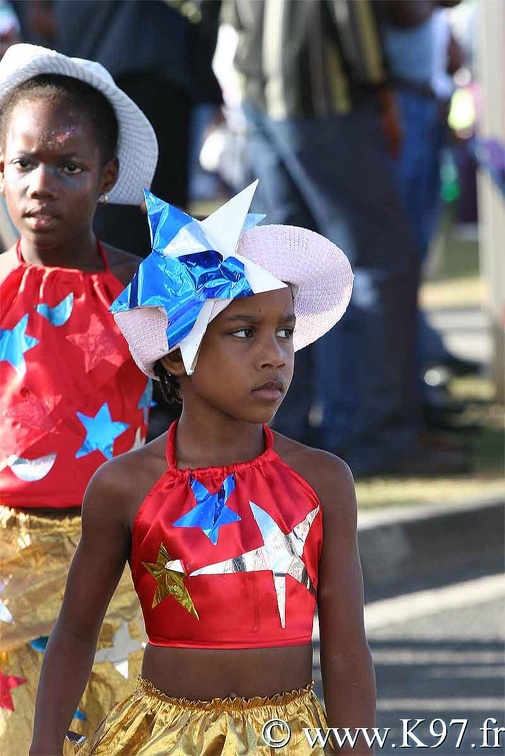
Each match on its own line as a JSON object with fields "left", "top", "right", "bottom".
{"left": 0, "top": 240, "right": 150, "bottom": 509}
{"left": 131, "top": 422, "right": 323, "bottom": 649}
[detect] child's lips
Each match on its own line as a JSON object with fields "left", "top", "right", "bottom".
{"left": 24, "top": 209, "right": 58, "bottom": 230}
{"left": 252, "top": 380, "right": 284, "bottom": 401}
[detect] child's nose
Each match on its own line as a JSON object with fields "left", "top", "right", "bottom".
{"left": 258, "top": 335, "right": 287, "bottom": 368}
{"left": 27, "top": 165, "right": 57, "bottom": 198}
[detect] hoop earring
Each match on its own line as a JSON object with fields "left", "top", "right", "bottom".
{"left": 99, "top": 193, "right": 109, "bottom": 205}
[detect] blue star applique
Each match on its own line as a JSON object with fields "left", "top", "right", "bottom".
{"left": 0, "top": 314, "right": 39, "bottom": 375}
{"left": 36, "top": 293, "right": 74, "bottom": 326}
{"left": 137, "top": 379, "right": 154, "bottom": 424}
{"left": 173, "top": 474, "right": 240, "bottom": 545}
{"left": 75, "top": 403, "right": 129, "bottom": 460}
{"left": 29, "top": 636, "right": 49, "bottom": 653}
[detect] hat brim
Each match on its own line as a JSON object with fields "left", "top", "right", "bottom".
{"left": 237, "top": 224, "right": 354, "bottom": 351}
{"left": 0, "top": 44, "right": 158, "bottom": 205}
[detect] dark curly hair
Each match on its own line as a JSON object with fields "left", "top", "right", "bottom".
{"left": 153, "top": 361, "right": 182, "bottom": 406}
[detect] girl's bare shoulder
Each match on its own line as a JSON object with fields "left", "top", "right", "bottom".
{"left": 85, "top": 433, "right": 169, "bottom": 524}
{"left": 0, "top": 246, "right": 19, "bottom": 285}
{"left": 272, "top": 431, "right": 356, "bottom": 516}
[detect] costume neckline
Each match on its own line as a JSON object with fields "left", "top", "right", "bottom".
{"left": 16, "top": 237, "right": 111, "bottom": 273}
{"left": 165, "top": 420, "right": 276, "bottom": 475}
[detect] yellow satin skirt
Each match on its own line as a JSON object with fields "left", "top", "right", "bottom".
{"left": 76, "top": 677, "right": 335, "bottom": 755}
{"left": 0, "top": 506, "right": 145, "bottom": 756}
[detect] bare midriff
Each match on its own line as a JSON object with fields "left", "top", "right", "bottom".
{"left": 141, "top": 642, "right": 314, "bottom": 700}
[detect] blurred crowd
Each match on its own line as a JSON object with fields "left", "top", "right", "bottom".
{"left": 0, "top": 0, "right": 487, "bottom": 477}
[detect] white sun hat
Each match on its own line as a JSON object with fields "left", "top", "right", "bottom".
{"left": 111, "top": 181, "right": 354, "bottom": 377}
{"left": 0, "top": 43, "right": 158, "bottom": 205}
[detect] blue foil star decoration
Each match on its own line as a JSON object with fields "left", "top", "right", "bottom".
{"left": 137, "top": 379, "right": 154, "bottom": 424}
{"left": 112, "top": 245, "right": 253, "bottom": 350}
{"left": 75, "top": 403, "right": 129, "bottom": 460}
{"left": 0, "top": 314, "right": 39, "bottom": 375}
{"left": 29, "top": 636, "right": 49, "bottom": 652}
{"left": 173, "top": 474, "right": 240, "bottom": 545}
{"left": 36, "top": 293, "right": 74, "bottom": 326}
{"left": 110, "top": 183, "right": 265, "bottom": 356}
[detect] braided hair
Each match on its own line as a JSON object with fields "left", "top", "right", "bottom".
{"left": 153, "top": 361, "right": 182, "bottom": 406}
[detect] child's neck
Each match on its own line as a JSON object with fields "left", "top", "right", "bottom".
{"left": 19, "top": 232, "right": 104, "bottom": 271}
{"left": 174, "top": 414, "right": 266, "bottom": 470}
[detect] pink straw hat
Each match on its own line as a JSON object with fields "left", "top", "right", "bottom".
{"left": 115, "top": 223, "right": 353, "bottom": 378}
{"left": 237, "top": 224, "right": 353, "bottom": 353}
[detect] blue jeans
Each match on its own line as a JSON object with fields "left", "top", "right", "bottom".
{"left": 392, "top": 89, "right": 452, "bottom": 365}
{"left": 244, "top": 102, "right": 422, "bottom": 474}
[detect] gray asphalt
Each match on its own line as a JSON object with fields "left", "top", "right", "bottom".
{"left": 312, "top": 578, "right": 504, "bottom": 756}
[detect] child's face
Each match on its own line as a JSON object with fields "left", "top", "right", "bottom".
{"left": 180, "top": 287, "right": 295, "bottom": 425}
{"left": 0, "top": 98, "right": 117, "bottom": 249}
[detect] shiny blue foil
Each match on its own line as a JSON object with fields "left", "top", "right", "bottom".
{"left": 110, "top": 190, "right": 263, "bottom": 350}
{"left": 173, "top": 474, "right": 240, "bottom": 545}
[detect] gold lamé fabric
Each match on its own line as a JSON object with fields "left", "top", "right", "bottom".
{"left": 0, "top": 506, "right": 145, "bottom": 756}
{"left": 75, "top": 677, "right": 335, "bottom": 755}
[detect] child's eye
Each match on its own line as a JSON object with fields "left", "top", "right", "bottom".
{"left": 62, "top": 162, "right": 83, "bottom": 175}
{"left": 12, "top": 157, "right": 32, "bottom": 170}
{"left": 231, "top": 328, "right": 254, "bottom": 339}
{"left": 277, "top": 328, "right": 294, "bottom": 339}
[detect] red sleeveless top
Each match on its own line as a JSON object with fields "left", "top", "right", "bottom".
{"left": 0, "top": 241, "right": 150, "bottom": 509}
{"left": 131, "top": 422, "right": 323, "bottom": 649}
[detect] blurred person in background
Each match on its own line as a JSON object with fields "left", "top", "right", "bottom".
{"left": 0, "top": 0, "right": 19, "bottom": 58}
{"left": 231, "top": 0, "right": 468, "bottom": 477}
{"left": 380, "top": 0, "right": 480, "bottom": 434}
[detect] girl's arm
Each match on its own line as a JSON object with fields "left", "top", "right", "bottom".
{"left": 316, "top": 455, "right": 376, "bottom": 755}
{"left": 29, "top": 463, "right": 132, "bottom": 756}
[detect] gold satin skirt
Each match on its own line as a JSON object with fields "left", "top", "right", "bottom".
{"left": 76, "top": 677, "right": 335, "bottom": 755}
{"left": 0, "top": 506, "right": 145, "bottom": 756}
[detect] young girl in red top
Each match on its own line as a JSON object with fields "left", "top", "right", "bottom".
{"left": 0, "top": 43, "right": 158, "bottom": 751}
{"left": 31, "top": 183, "right": 376, "bottom": 755}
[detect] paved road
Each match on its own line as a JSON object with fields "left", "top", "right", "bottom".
{"left": 312, "top": 573, "right": 505, "bottom": 756}
{"left": 428, "top": 306, "right": 491, "bottom": 364}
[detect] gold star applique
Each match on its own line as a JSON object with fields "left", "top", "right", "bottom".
{"left": 142, "top": 543, "right": 199, "bottom": 619}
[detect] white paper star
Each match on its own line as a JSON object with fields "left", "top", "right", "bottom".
{"left": 94, "top": 623, "right": 142, "bottom": 679}
{"left": 0, "top": 580, "right": 13, "bottom": 624}
{"left": 189, "top": 502, "right": 319, "bottom": 627}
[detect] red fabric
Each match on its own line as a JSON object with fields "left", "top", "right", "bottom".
{"left": 0, "top": 242, "right": 149, "bottom": 508}
{"left": 132, "top": 423, "right": 322, "bottom": 649}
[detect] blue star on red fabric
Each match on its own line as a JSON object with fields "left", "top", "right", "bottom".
{"left": 75, "top": 403, "right": 129, "bottom": 460}
{"left": 0, "top": 314, "right": 39, "bottom": 375}
{"left": 137, "top": 379, "right": 154, "bottom": 424}
{"left": 36, "top": 293, "right": 74, "bottom": 326}
{"left": 173, "top": 474, "right": 240, "bottom": 545}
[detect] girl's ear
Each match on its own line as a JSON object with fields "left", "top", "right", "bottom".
{"left": 160, "top": 349, "right": 186, "bottom": 377}
{"left": 100, "top": 156, "right": 119, "bottom": 195}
